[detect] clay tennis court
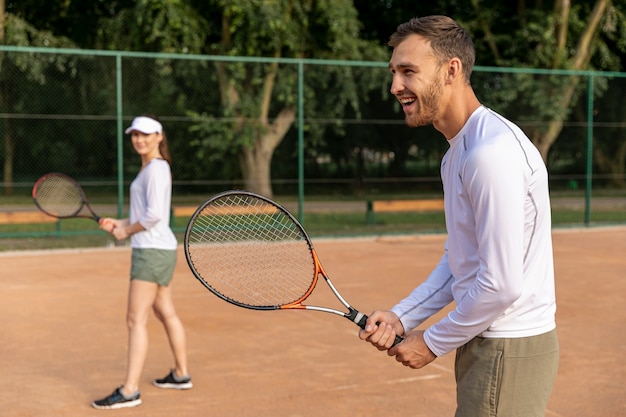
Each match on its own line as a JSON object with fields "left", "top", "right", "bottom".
{"left": 1, "top": 226, "right": 624, "bottom": 417}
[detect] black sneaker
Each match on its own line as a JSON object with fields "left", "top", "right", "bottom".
{"left": 152, "top": 370, "right": 193, "bottom": 390}
{"left": 92, "top": 386, "right": 141, "bottom": 409}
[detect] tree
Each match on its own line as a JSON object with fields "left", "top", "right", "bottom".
{"left": 0, "top": 6, "right": 76, "bottom": 195}
{"left": 356, "top": 1, "right": 626, "bottom": 185}
{"left": 5, "top": 1, "right": 625, "bottom": 193}
{"left": 5, "top": 0, "right": 135, "bottom": 49}
{"left": 464, "top": 0, "right": 626, "bottom": 162}
{"left": 191, "top": 0, "right": 388, "bottom": 197}
{"left": 93, "top": 0, "right": 390, "bottom": 197}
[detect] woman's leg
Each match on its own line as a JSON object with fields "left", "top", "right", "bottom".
{"left": 153, "top": 284, "right": 189, "bottom": 377}
{"left": 122, "top": 279, "right": 159, "bottom": 395}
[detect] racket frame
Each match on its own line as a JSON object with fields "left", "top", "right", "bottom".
{"left": 183, "top": 190, "right": 399, "bottom": 343}
{"left": 32, "top": 172, "right": 101, "bottom": 223}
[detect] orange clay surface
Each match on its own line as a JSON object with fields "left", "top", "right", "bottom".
{"left": 1, "top": 226, "right": 625, "bottom": 417}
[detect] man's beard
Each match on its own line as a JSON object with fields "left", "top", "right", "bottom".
{"left": 405, "top": 75, "right": 443, "bottom": 128}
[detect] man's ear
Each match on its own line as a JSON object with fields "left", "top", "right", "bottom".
{"left": 445, "top": 58, "right": 463, "bottom": 84}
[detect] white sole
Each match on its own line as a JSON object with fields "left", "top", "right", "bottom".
{"left": 92, "top": 398, "right": 142, "bottom": 409}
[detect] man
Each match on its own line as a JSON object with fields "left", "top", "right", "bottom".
{"left": 359, "top": 15, "right": 559, "bottom": 417}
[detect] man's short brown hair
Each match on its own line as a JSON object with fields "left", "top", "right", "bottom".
{"left": 389, "top": 15, "right": 475, "bottom": 83}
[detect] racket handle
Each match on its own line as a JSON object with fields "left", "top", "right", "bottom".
{"left": 356, "top": 313, "right": 404, "bottom": 347}
{"left": 390, "top": 334, "right": 404, "bottom": 347}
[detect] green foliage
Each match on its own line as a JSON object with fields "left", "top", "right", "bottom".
{"left": 182, "top": 0, "right": 391, "bottom": 193}
{"left": 2, "top": 0, "right": 626, "bottom": 193}
{"left": 96, "top": 0, "right": 209, "bottom": 53}
{"left": 2, "top": 14, "right": 77, "bottom": 84}
{"left": 4, "top": 0, "right": 135, "bottom": 48}
{"left": 463, "top": 1, "right": 626, "bottom": 71}
{"left": 188, "top": 112, "right": 238, "bottom": 159}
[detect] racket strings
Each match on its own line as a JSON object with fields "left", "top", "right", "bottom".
{"left": 34, "top": 175, "right": 85, "bottom": 217}
{"left": 187, "top": 194, "right": 316, "bottom": 308}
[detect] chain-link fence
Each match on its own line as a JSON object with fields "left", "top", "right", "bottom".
{"left": 1, "top": 46, "right": 625, "bottom": 245}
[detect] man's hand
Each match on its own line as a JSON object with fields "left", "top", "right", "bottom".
{"left": 359, "top": 311, "right": 437, "bottom": 369}
{"left": 387, "top": 330, "right": 437, "bottom": 369}
{"left": 358, "top": 310, "right": 404, "bottom": 350}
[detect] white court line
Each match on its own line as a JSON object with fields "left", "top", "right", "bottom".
{"left": 429, "top": 362, "right": 452, "bottom": 373}
{"left": 384, "top": 374, "right": 442, "bottom": 384}
{"left": 333, "top": 374, "right": 442, "bottom": 391}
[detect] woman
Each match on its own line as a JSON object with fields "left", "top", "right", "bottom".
{"left": 92, "top": 115, "right": 192, "bottom": 410}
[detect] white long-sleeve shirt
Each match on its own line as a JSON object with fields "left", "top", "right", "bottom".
{"left": 391, "top": 106, "right": 556, "bottom": 357}
{"left": 129, "top": 158, "right": 178, "bottom": 250}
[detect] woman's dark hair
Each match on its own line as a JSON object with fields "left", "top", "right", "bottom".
{"left": 140, "top": 113, "right": 172, "bottom": 166}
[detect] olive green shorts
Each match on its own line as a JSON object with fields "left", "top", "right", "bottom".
{"left": 130, "top": 248, "right": 177, "bottom": 287}
{"left": 454, "top": 329, "right": 559, "bottom": 417}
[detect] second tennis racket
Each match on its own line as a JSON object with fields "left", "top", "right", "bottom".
{"left": 32, "top": 172, "right": 102, "bottom": 223}
{"left": 184, "top": 190, "right": 403, "bottom": 347}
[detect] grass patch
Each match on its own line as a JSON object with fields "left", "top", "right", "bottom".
{"left": 2, "top": 208, "right": 624, "bottom": 253}
{"left": 552, "top": 210, "right": 626, "bottom": 224}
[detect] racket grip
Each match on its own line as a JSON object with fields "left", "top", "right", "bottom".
{"left": 391, "top": 334, "right": 404, "bottom": 347}
{"left": 356, "top": 313, "right": 404, "bottom": 347}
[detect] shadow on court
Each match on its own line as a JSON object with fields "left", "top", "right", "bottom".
{"left": 0, "top": 227, "right": 624, "bottom": 417}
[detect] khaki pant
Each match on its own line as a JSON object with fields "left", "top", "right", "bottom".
{"left": 455, "top": 329, "right": 559, "bottom": 417}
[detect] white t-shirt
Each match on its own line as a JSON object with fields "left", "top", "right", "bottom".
{"left": 128, "top": 158, "right": 178, "bottom": 250}
{"left": 391, "top": 106, "right": 556, "bottom": 357}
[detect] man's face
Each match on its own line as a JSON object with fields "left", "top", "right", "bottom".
{"left": 388, "top": 35, "right": 444, "bottom": 128}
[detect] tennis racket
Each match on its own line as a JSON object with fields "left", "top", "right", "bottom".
{"left": 32, "top": 172, "right": 102, "bottom": 223}
{"left": 184, "top": 190, "right": 403, "bottom": 347}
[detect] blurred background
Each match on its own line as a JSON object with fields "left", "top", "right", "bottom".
{"left": 1, "top": 0, "right": 625, "bottom": 250}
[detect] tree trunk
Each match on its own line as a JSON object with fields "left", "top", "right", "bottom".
{"left": 0, "top": 0, "right": 11, "bottom": 196}
{"left": 240, "top": 144, "right": 273, "bottom": 197}
{"left": 239, "top": 107, "right": 296, "bottom": 198}
{"left": 2, "top": 123, "right": 14, "bottom": 196}
{"left": 0, "top": 70, "right": 15, "bottom": 196}
{"left": 532, "top": 0, "right": 609, "bottom": 160}
{"left": 532, "top": 79, "right": 579, "bottom": 161}
{"left": 0, "top": 0, "right": 4, "bottom": 37}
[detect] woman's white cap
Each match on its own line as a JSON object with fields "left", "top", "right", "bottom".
{"left": 124, "top": 116, "right": 163, "bottom": 134}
